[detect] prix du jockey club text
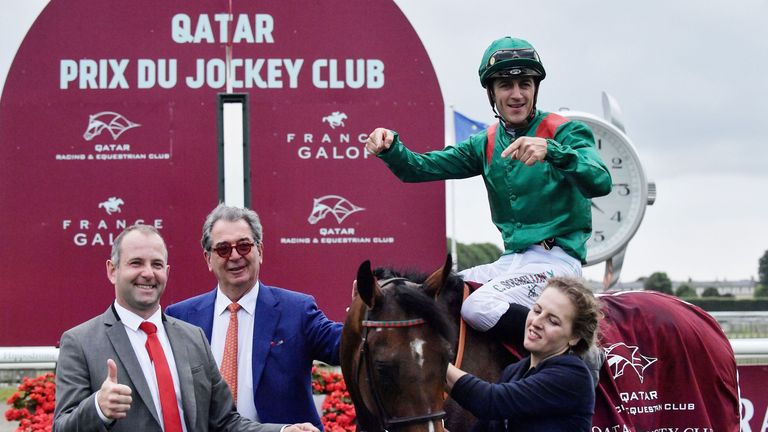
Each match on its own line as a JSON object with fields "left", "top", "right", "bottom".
{"left": 59, "top": 13, "right": 384, "bottom": 90}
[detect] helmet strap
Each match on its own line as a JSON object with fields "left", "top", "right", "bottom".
{"left": 486, "top": 87, "right": 498, "bottom": 117}
{"left": 529, "top": 83, "right": 540, "bottom": 123}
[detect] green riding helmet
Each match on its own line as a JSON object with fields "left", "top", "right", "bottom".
{"left": 478, "top": 37, "right": 546, "bottom": 88}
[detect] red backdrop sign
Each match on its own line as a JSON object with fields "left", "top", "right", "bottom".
{"left": 0, "top": 0, "right": 445, "bottom": 345}
{"left": 739, "top": 365, "right": 768, "bottom": 432}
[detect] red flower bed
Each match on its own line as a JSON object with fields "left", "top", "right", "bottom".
{"left": 6, "top": 369, "right": 356, "bottom": 432}
{"left": 4, "top": 372, "right": 55, "bottom": 432}
{"left": 311, "top": 365, "right": 356, "bottom": 431}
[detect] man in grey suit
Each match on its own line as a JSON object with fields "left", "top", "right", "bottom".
{"left": 53, "top": 224, "right": 318, "bottom": 432}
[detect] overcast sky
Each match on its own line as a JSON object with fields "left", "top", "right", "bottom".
{"left": 3, "top": 1, "right": 767, "bottom": 284}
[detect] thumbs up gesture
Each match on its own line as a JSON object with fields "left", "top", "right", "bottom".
{"left": 97, "top": 359, "right": 133, "bottom": 419}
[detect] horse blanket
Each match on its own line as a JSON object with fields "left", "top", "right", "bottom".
{"left": 592, "top": 291, "right": 739, "bottom": 431}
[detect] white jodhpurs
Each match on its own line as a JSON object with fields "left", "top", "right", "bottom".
{"left": 459, "top": 245, "right": 582, "bottom": 331}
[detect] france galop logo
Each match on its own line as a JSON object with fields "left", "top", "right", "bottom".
{"left": 321, "top": 111, "right": 347, "bottom": 129}
{"left": 98, "top": 197, "right": 125, "bottom": 215}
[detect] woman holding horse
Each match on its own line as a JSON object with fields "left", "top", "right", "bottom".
{"left": 446, "top": 277, "right": 600, "bottom": 431}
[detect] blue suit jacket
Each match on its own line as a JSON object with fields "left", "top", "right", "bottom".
{"left": 166, "top": 282, "right": 343, "bottom": 430}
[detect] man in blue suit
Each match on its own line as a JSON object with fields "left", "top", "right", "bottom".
{"left": 166, "top": 204, "right": 342, "bottom": 430}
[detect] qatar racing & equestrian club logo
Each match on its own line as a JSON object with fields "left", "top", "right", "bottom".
{"left": 83, "top": 111, "right": 141, "bottom": 141}
{"left": 307, "top": 195, "right": 364, "bottom": 224}
{"left": 604, "top": 342, "right": 657, "bottom": 383}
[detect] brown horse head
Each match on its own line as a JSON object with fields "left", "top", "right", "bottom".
{"left": 341, "top": 258, "right": 456, "bottom": 431}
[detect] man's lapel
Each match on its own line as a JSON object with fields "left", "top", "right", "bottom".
{"left": 192, "top": 289, "right": 217, "bottom": 341}
{"left": 251, "top": 283, "right": 280, "bottom": 392}
{"left": 165, "top": 316, "right": 197, "bottom": 431}
{"left": 103, "top": 307, "right": 161, "bottom": 428}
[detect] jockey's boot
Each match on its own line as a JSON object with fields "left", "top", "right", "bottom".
{"left": 581, "top": 345, "right": 606, "bottom": 388}
{"left": 488, "top": 303, "right": 531, "bottom": 355}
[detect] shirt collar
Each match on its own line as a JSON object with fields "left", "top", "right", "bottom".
{"left": 113, "top": 301, "right": 163, "bottom": 331}
{"left": 500, "top": 110, "right": 538, "bottom": 137}
{"left": 215, "top": 281, "right": 259, "bottom": 316}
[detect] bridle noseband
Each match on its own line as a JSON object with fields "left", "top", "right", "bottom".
{"left": 356, "top": 278, "right": 446, "bottom": 431}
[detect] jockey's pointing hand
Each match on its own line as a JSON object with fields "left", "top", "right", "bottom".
{"left": 501, "top": 136, "right": 548, "bottom": 166}
{"left": 366, "top": 128, "right": 394, "bottom": 155}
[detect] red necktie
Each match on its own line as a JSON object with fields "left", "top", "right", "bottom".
{"left": 220, "top": 303, "right": 241, "bottom": 402}
{"left": 139, "top": 321, "right": 183, "bottom": 432}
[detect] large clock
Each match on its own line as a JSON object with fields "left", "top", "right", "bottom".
{"left": 561, "top": 92, "right": 656, "bottom": 288}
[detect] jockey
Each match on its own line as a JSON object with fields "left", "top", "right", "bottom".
{"left": 365, "top": 37, "right": 611, "bottom": 373}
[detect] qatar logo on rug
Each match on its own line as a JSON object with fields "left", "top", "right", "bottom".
{"left": 604, "top": 342, "right": 657, "bottom": 383}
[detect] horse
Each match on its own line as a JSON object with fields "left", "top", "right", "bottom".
{"left": 341, "top": 256, "right": 741, "bottom": 432}
{"left": 341, "top": 259, "right": 456, "bottom": 432}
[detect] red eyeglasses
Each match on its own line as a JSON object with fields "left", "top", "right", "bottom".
{"left": 211, "top": 241, "right": 255, "bottom": 259}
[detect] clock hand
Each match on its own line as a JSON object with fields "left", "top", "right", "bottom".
{"left": 592, "top": 201, "right": 605, "bottom": 214}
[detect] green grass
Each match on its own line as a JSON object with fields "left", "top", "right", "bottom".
{"left": 0, "top": 385, "right": 16, "bottom": 403}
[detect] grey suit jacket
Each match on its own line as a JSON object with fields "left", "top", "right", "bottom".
{"left": 53, "top": 306, "right": 284, "bottom": 432}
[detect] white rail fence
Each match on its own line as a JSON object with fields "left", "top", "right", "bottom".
{"left": 0, "top": 312, "right": 766, "bottom": 381}
{"left": 0, "top": 341, "right": 766, "bottom": 378}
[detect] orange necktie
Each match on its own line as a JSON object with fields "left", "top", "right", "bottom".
{"left": 139, "top": 321, "right": 183, "bottom": 432}
{"left": 220, "top": 303, "right": 241, "bottom": 402}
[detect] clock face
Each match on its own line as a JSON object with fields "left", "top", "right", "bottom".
{"left": 562, "top": 112, "right": 649, "bottom": 265}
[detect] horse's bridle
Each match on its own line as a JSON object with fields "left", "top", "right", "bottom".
{"left": 356, "top": 278, "right": 447, "bottom": 431}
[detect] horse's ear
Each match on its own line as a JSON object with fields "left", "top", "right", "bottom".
{"left": 356, "top": 260, "right": 381, "bottom": 308}
{"left": 423, "top": 254, "right": 453, "bottom": 298}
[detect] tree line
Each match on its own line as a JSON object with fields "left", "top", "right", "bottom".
{"left": 641, "top": 249, "right": 768, "bottom": 298}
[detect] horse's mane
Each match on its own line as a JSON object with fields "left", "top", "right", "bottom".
{"left": 373, "top": 266, "right": 462, "bottom": 348}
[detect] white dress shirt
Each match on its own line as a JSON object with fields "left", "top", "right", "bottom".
{"left": 97, "top": 302, "right": 188, "bottom": 431}
{"left": 211, "top": 284, "right": 259, "bottom": 421}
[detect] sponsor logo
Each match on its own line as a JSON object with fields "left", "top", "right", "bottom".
{"left": 286, "top": 111, "right": 370, "bottom": 160}
{"left": 600, "top": 341, "right": 704, "bottom": 425}
{"left": 604, "top": 342, "right": 657, "bottom": 383}
{"left": 98, "top": 197, "right": 124, "bottom": 215}
{"left": 322, "top": 111, "right": 347, "bottom": 129}
{"left": 62, "top": 198, "right": 163, "bottom": 247}
{"left": 54, "top": 111, "right": 170, "bottom": 161}
{"left": 591, "top": 426, "right": 631, "bottom": 432}
{"left": 307, "top": 195, "right": 364, "bottom": 224}
{"left": 279, "top": 195, "right": 392, "bottom": 246}
{"left": 83, "top": 111, "right": 141, "bottom": 141}
{"left": 490, "top": 272, "right": 548, "bottom": 297}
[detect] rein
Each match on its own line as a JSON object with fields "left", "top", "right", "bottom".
{"left": 356, "top": 277, "right": 447, "bottom": 431}
{"left": 453, "top": 284, "right": 471, "bottom": 369}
